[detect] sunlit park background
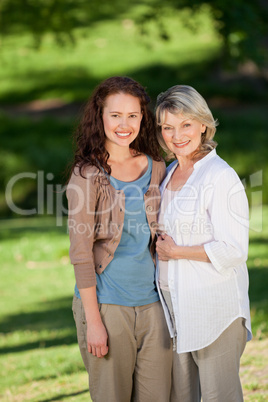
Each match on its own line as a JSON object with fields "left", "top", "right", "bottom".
{"left": 0, "top": 1, "right": 268, "bottom": 401}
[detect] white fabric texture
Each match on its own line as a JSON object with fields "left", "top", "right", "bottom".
{"left": 158, "top": 188, "right": 177, "bottom": 291}
{"left": 156, "top": 149, "right": 252, "bottom": 353}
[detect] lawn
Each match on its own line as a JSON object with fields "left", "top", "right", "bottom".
{"left": 0, "top": 8, "right": 221, "bottom": 105}
{"left": 0, "top": 209, "right": 267, "bottom": 401}
{"left": 0, "top": 6, "right": 267, "bottom": 401}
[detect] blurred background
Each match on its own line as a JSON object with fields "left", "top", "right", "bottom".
{"left": 0, "top": 1, "right": 267, "bottom": 400}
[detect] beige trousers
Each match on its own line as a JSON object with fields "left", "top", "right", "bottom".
{"left": 72, "top": 295, "right": 172, "bottom": 402}
{"left": 171, "top": 318, "right": 247, "bottom": 402}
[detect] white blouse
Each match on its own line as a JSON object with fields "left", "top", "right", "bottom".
{"left": 156, "top": 149, "right": 252, "bottom": 353}
{"left": 158, "top": 188, "right": 177, "bottom": 291}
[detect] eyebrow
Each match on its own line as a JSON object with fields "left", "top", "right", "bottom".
{"left": 109, "top": 111, "right": 140, "bottom": 114}
{"left": 163, "top": 119, "right": 191, "bottom": 125}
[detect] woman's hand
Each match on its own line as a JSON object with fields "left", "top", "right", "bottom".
{"left": 79, "top": 286, "right": 108, "bottom": 358}
{"left": 156, "top": 234, "right": 178, "bottom": 261}
{"left": 86, "top": 318, "right": 109, "bottom": 358}
{"left": 156, "top": 234, "right": 210, "bottom": 262}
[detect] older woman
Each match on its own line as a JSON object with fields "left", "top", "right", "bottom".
{"left": 155, "top": 85, "right": 252, "bottom": 402}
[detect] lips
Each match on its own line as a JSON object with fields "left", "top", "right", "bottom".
{"left": 174, "top": 140, "right": 190, "bottom": 148}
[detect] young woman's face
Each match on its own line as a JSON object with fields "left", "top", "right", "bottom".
{"left": 161, "top": 111, "right": 206, "bottom": 158}
{"left": 102, "top": 93, "right": 143, "bottom": 149}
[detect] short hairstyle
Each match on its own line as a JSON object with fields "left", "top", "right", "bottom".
{"left": 155, "top": 85, "right": 218, "bottom": 160}
{"left": 71, "top": 76, "right": 161, "bottom": 178}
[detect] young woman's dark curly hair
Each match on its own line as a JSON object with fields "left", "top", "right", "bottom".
{"left": 71, "top": 76, "right": 161, "bottom": 177}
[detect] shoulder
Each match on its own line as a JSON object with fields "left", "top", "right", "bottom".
{"left": 166, "top": 159, "right": 177, "bottom": 175}
{"left": 209, "top": 154, "right": 239, "bottom": 178}
{"left": 203, "top": 154, "right": 244, "bottom": 191}
{"left": 67, "top": 164, "right": 105, "bottom": 196}
{"left": 152, "top": 158, "right": 166, "bottom": 183}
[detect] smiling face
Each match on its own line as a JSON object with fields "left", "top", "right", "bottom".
{"left": 102, "top": 92, "right": 143, "bottom": 150}
{"left": 161, "top": 111, "right": 206, "bottom": 159}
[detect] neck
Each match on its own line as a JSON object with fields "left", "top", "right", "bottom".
{"left": 176, "top": 155, "right": 194, "bottom": 172}
{"left": 105, "top": 142, "right": 133, "bottom": 163}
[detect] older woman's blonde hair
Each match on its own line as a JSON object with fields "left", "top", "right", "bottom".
{"left": 155, "top": 85, "right": 218, "bottom": 160}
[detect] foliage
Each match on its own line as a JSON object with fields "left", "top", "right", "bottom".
{"left": 0, "top": 0, "right": 126, "bottom": 47}
{"left": 0, "top": 0, "right": 267, "bottom": 66}
{"left": 160, "top": 0, "right": 268, "bottom": 66}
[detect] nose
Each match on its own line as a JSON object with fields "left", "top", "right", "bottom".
{"left": 118, "top": 116, "right": 128, "bottom": 127}
{"left": 173, "top": 127, "right": 182, "bottom": 140}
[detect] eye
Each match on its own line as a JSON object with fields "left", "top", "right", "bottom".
{"left": 129, "top": 114, "right": 138, "bottom": 118}
{"left": 163, "top": 126, "right": 172, "bottom": 130}
{"left": 183, "top": 123, "right": 191, "bottom": 128}
{"left": 111, "top": 114, "right": 119, "bottom": 118}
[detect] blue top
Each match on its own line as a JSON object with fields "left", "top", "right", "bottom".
{"left": 75, "top": 155, "right": 159, "bottom": 307}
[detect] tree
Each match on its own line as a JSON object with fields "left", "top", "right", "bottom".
{"left": 0, "top": 0, "right": 267, "bottom": 67}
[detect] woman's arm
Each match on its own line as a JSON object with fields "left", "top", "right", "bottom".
{"left": 156, "top": 168, "right": 249, "bottom": 272}
{"left": 156, "top": 234, "right": 210, "bottom": 262}
{"left": 203, "top": 168, "right": 249, "bottom": 274}
{"left": 79, "top": 286, "right": 108, "bottom": 358}
{"left": 67, "top": 168, "right": 97, "bottom": 288}
{"left": 67, "top": 168, "right": 108, "bottom": 358}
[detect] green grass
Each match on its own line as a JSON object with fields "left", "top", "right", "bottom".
{"left": 0, "top": 10, "right": 221, "bottom": 105}
{"left": 0, "top": 218, "right": 90, "bottom": 401}
{"left": 0, "top": 7, "right": 267, "bottom": 400}
{"left": 0, "top": 208, "right": 267, "bottom": 400}
{"left": 1, "top": 8, "right": 267, "bottom": 106}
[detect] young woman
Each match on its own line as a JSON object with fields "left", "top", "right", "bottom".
{"left": 155, "top": 85, "right": 252, "bottom": 402}
{"left": 67, "top": 76, "right": 172, "bottom": 402}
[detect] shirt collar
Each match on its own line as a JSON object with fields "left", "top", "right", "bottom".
{"left": 193, "top": 148, "right": 217, "bottom": 170}
{"left": 161, "top": 149, "right": 217, "bottom": 194}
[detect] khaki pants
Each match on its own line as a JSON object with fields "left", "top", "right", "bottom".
{"left": 72, "top": 295, "right": 172, "bottom": 402}
{"left": 171, "top": 318, "right": 247, "bottom": 402}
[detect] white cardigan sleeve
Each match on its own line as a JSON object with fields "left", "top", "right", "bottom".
{"left": 204, "top": 168, "right": 249, "bottom": 274}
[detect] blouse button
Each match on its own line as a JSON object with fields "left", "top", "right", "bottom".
{"left": 146, "top": 205, "right": 153, "bottom": 212}
{"left": 145, "top": 190, "right": 151, "bottom": 196}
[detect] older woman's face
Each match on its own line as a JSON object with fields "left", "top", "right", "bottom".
{"left": 161, "top": 111, "right": 206, "bottom": 159}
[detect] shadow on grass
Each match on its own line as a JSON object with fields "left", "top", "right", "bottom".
{"left": 248, "top": 267, "right": 268, "bottom": 304}
{"left": 39, "top": 389, "right": 88, "bottom": 402}
{"left": 0, "top": 296, "right": 77, "bottom": 354}
{"left": 1, "top": 267, "right": 267, "bottom": 354}
{"left": 0, "top": 55, "right": 268, "bottom": 106}
{"left": 0, "top": 333, "right": 77, "bottom": 355}
{"left": 248, "top": 264, "right": 268, "bottom": 336}
{"left": 0, "top": 67, "right": 100, "bottom": 106}
{"left": 0, "top": 221, "right": 67, "bottom": 241}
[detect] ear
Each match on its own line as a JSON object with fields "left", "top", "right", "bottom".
{"left": 201, "top": 124, "right": 206, "bottom": 133}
